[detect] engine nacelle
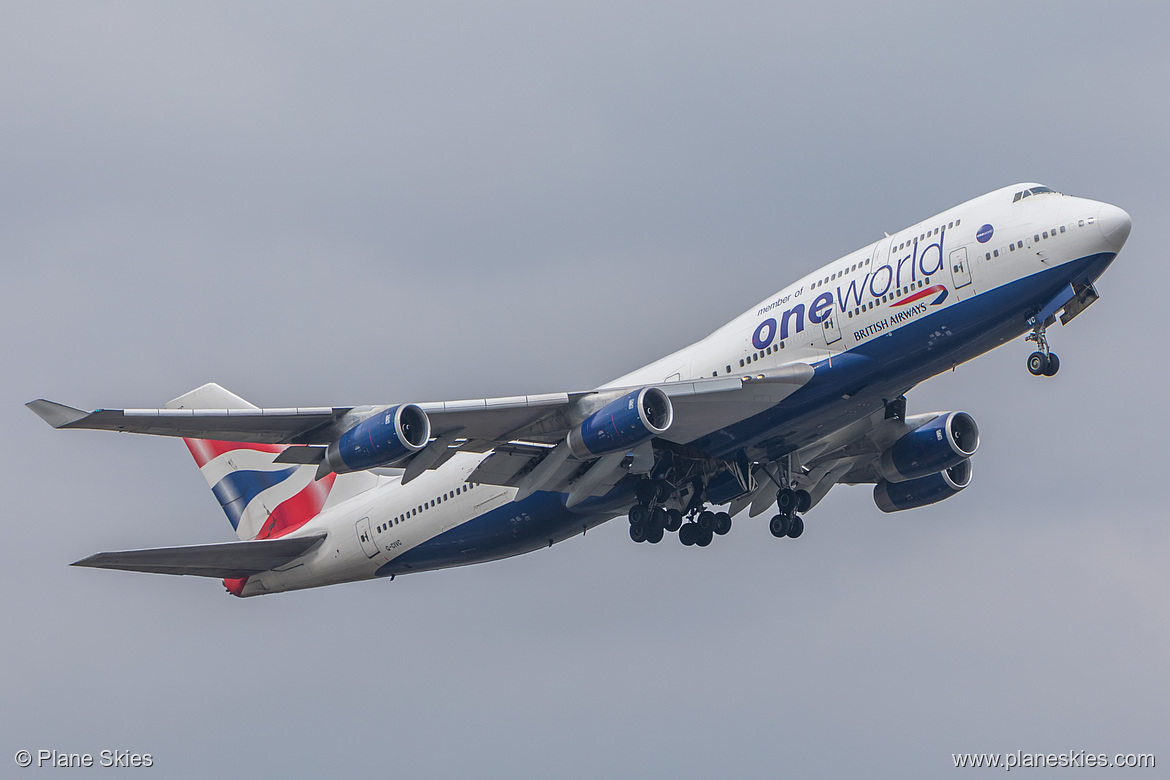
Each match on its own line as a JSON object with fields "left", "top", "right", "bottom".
{"left": 873, "top": 459, "right": 972, "bottom": 513}
{"left": 878, "top": 411, "right": 979, "bottom": 483}
{"left": 566, "top": 387, "right": 673, "bottom": 459}
{"left": 324, "top": 404, "right": 431, "bottom": 474}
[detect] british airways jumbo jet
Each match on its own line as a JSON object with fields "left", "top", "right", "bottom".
{"left": 28, "top": 183, "right": 1131, "bottom": 597}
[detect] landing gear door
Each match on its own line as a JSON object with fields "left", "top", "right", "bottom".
{"left": 355, "top": 516, "right": 379, "bottom": 558}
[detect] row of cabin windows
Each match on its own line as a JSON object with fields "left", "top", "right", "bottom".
{"left": 808, "top": 219, "right": 962, "bottom": 292}
{"left": 710, "top": 341, "right": 788, "bottom": 377}
{"left": 845, "top": 278, "right": 931, "bottom": 318}
{"left": 984, "top": 217, "right": 1093, "bottom": 260}
{"left": 375, "top": 482, "right": 479, "bottom": 533}
{"left": 894, "top": 218, "right": 961, "bottom": 253}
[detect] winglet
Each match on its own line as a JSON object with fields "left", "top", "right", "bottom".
{"left": 26, "top": 399, "right": 91, "bottom": 428}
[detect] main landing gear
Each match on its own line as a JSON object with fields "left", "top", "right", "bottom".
{"left": 627, "top": 478, "right": 730, "bottom": 547}
{"left": 1025, "top": 322, "right": 1060, "bottom": 377}
{"left": 769, "top": 487, "right": 810, "bottom": 540}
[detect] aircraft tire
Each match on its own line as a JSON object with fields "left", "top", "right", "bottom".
{"left": 714, "top": 512, "right": 731, "bottom": 535}
{"left": 1043, "top": 352, "right": 1060, "bottom": 376}
{"left": 650, "top": 507, "right": 668, "bottom": 531}
{"left": 769, "top": 515, "right": 789, "bottom": 538}
{"left": 630, "top": 523, "right": 648, "bottom": 543}
{"left": 629, "top": 504, "right": 648, "bottom": 525}
{"left": 646, "top": 524, "right": 664, "bottom": 544}
{"left": 795, "top": 490, "right": 812, "bottom": 513}
{"left": 698, "top": 510, "right": 716, "bottom": 531}
{"left": 653, "top": 479, "right": 672, "bottom": 503}
{"left": 695, "top": 527, "right": 713, "bottom": 547}
{"left": 1027, "top": 351, "right": 1049, "bottom": 376}
{"left": 776, "top": 488, "right": 797, "bottom": 514}
{"left": 679, "top": 523, "right": 697, "bottom": 546}
{"left": 665, "top": 509, "right": 683, "bottom": 533}
{"left": 786, "top": 515, "right": 804, "bottom": 539}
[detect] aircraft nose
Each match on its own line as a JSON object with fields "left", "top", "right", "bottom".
{"left": 1096, "top": 202, "right": 1132, "bottom": 251}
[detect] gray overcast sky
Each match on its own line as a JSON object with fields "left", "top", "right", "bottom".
{"left": 3, "top": 2, "right": 1167, "bottom": 777}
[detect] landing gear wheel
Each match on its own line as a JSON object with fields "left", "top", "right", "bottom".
{"left": 1027, "top": 351, "right": 1049, "bottom": 376}
{"left": 697, "top": 510, "right": 716, "bottom": 531}
{"left": 794, "top": 490, "right": 812, "bottom": 513}
{"left": 776, "top": 488, "right": 797, "bottom": 514}
{"left": 1043, "top": 352, "right": 1060, "bottom": 376}
{"left": 628, "top": 504, "right": 648, "bottom": 525}
{"left": 713, "top": 512, "right": 732, "bottom": 535}
{"left": 769, "top": 515, "right": 789, "bottom": 538}
{"left": 646, "top": 524, "right": 665, "bottom": 544}
{"left": 652, "top": 480, "right": 672, "bottom": 503}
{"left": 650, "top": 507, "right": 668, "bottom": 531}
{"left": 664, "top": 509, "right": 683, "bottom": 533}
{"left": 679, "top": 522, "right": 697, "bottom": 546}
{"left": 630, "top": 523, "right": 647, "bottom": 543}
{"left": 695, "top": 527, "right": 714, "bottom": 547}
{"left": 786, "top": 515, "right": 804, "bottom": 539}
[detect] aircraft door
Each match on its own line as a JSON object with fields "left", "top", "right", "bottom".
{"left": 355, "top": 516, "right": 379, "bottom": 558}
{"left": 948, "top": 246, "right": 974, "bottom": 301}
{"left": 821, "top": 309, "right": 842, "bottom": 345}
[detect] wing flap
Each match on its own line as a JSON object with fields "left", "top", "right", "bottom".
{"left": 71, "top": 534, "right": 327, "bottom": 578}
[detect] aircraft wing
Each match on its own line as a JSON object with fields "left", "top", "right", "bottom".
{"left": 27, "top": 365, "right": 815, "bottom": 454}
{"left": 71, "top": 533, "right": 327, "bottom": 578}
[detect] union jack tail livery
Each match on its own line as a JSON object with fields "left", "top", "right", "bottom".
{"left": 168, "top": 384, "right": 377, "bottom": 541}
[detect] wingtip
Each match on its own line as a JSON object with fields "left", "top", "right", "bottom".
{"left": 26, "top": 399, "right": 90, "bottom": 428}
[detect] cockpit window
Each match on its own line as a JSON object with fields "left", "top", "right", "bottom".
{"left": 1013, "top": 185, "right": 1058, "bottom": 202}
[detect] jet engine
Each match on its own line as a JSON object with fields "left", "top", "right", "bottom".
{"left": 566, "top": 387, "right": 673, "bottom": 459}
{"left": 323, "top": 404, "right": 431, "bottom": 474}
{"left": 878, "top": 411, "right": 979, "bottom": 483}
{"left": 873, "top": 459, "right": 972, "bottom": 513}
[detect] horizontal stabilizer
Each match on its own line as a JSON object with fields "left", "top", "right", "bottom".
{"left": 72, "top": 533, "right": 327, "bottom": 578}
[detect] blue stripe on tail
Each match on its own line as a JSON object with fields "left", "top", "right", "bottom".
{"left": 211, "top": 467, "right": 298, "bottom": 530}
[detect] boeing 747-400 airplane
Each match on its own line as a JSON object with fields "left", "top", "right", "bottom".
{"left": 29, "top": 182, "right": 1131, "bottom": 596}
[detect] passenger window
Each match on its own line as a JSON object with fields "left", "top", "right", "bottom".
{"left": 993, "top": 249, "right": 999, "bottom": 257}
{"left": 1078, "top": 219, "right": 1084, "bottom": 227}
{"left": 1060, "top": 226, "right": 1065, "bottom": 233}
{"left": 1043, "top": 231, "right": 1048, "bottom": 239}
{"left": 1034, "top": 234, "right": 1040, "bottom": 242}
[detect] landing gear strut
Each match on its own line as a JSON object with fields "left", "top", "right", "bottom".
{"left": 1025, "top": 322, "right": 1060, "bottom": 377}
{"left": 768, "top": 459, "right": 810, "bottom": 541}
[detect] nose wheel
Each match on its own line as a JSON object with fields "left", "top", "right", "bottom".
{"left": 1025, "top": 323, "right": 1060, "bottom": 377}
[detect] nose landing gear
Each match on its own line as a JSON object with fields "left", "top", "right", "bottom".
{"left": 1025, "top": 321, "right": 1060, "bottom": 377}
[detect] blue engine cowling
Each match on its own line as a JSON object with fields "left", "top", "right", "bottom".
{"left": 566, "top": 387, "right": 673, "bottom": 459}
{"left": 878, "top": 411, "right": 979, "bottom": 483}
{"left": 324, "top": 404, "right": 431, "bottom": 474}
{"left": 873, "top": 459, "right": 972, "bottom": 513}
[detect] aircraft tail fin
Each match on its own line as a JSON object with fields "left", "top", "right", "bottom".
{"left": 167, "top": 384, "right": 382, "bottom": 542}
